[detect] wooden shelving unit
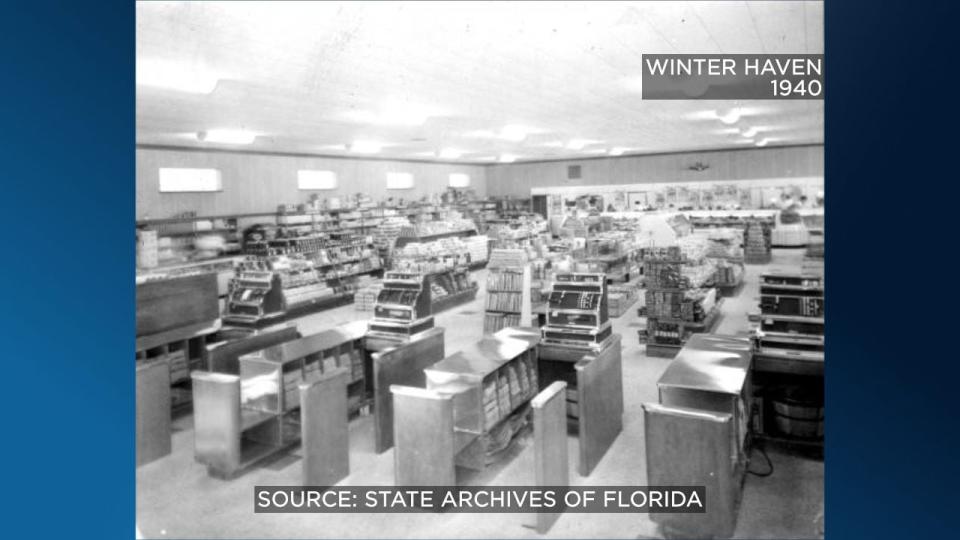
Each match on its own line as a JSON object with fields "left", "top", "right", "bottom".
{"left": 427, "top": 267, "right": 479, "bottom": 314}
{"left": 483, "top": 249, "right": 532, "bottom": 333}
{"left": 192, "top": 324, "right": 368, "bottom": 478}
{"left": 421, "top": 334, "right": 539, "bottom": 471}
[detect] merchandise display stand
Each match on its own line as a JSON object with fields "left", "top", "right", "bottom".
{"left": 370, "top": 327, "right": 446, "bottom": 453}
{"left": 535, "top": 330, "right": 623, "bottom": 477}
{"left": 136, "top": 322, "right": 221, "bottom": 414}
{"left": 639, "top": 247, "right": 722, "bottom": 358}
{"left": 483, "top": 249, "right": 532, "bottom": 333}
{"left": 752, "top": 272, "right": 824, "bottom": 453}
{"left": 137, "top": 358, "right": 172, "bottom": 466}
{"left": 191, "top": 324, "right": 368, "bottom": 478}
{"left": 223, "top": 250, "right": 380, "bottom": 326}
{"left": 390, "top": 332, "right": 539, "bottom": 485}
{"left": 744, "top": 221, "right": 772, "bottom": 264}
{"left": 427, "top": 267, "right": 479, "bottom": 314}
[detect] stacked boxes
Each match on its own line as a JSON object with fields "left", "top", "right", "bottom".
{"left": 744, "top": 221, "right": 772, "bottom": 264}
{"left": 137, "top": 229, "right": 159, "bottom": 269}
{"left": 354, "top": 282, "right": 383, "bottom": 311}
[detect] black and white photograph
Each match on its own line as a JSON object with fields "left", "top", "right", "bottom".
{"left": 135, "top": 2, "right": 825, "bottom": 538}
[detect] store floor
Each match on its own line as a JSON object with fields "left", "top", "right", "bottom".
{"left": 137, "top": 249, "right": 823, "bottom": 539}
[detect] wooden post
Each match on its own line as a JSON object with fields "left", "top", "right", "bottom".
{"left": 300, "top": 367, "right": 350, "bottom": 486}
{"left": 524, "top": 381, "right": 569, "bottom": 534}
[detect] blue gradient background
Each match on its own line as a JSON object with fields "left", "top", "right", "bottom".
{"left": 0, "top": 1, "right": 134, "bottom": 539}
{"left": 1, "top": 0, "right": 958, "bottom": 539}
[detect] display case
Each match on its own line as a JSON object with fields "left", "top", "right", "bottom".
{"left": 483, "top": 249, "right": 532, "bottom": 333}
{"left": 541, "top": 273, "right": 613, "bottom": 351}
{"left": 368, "top": 271, "right": 434, "bottom": 339}
{"left": 421, "top": 334, "right": 539, "bottom": 471}
{"left": 427, "top": 267, "right": 479, "bottom": 314}
{"left": 639, "top": 247, "right": 723, "bottom": 358}
{"left": 136, "top": 273, "right": 221, "bottom": 413}
{"left": 192, "top": 324, "right": 368, "bottom": 478}
{"left": 752, "top": 272, "right": 824, "bottom": 450}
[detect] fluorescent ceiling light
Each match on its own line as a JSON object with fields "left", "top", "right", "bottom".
{"left": 717, "top": 108, "right": 741, "bottom": 125}
{"left": 538, "top": 140, "right": 565, "bottom": 148}
{"left": 137, "top": 59, "right": 219, "bottom": 94}
{"left": 566, "top": 139, "right": 600, "bottom": 151}
{"left": 755, "top": 138, "right": 769, "bottom": 147}
{"left": 438, "top": 148, "right": 462, "bottom": 159}
{"left": 609, "top": 147, "right": 628, "bottom": 156}
{"left": 498, "top": 154, "right": 517, "bottom": 163}
{"left": 740, "top": 126, "right": 759, "bottom": 138}
{"left": 350, "top": 140, "right": 382, "bottom": 154}
{"left": 344, "top": 98, "right": 436, "bottom": 127}
{"left": 198, "top": 129, "right": 257, "bottom": 145}
{"left": 501, "top": 125, "right": 528, "bottom": 142}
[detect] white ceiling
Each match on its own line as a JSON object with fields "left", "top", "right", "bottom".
{"left": 136, "top": 1, "right": 824, "bottom": 163}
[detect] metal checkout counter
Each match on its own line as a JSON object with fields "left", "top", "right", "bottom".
{"left": 643, "top": 333, "right": 753, "bottom": 539}
{"left": 191, "top": 317, "right": 446, "bottom": 478}
{"left": 532, "top": 272, "right": 625, "bottom": 476}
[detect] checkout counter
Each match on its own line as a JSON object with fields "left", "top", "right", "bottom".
{"left": 643, "top": 333, "right": 753, "bottom": 539}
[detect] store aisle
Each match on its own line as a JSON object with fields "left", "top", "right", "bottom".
{"left": 137, "top": 251, "right": 822, "bottom": 539}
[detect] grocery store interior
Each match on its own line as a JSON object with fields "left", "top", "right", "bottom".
{"left": 135, "top": 2, "right": 824, "bottom": 539}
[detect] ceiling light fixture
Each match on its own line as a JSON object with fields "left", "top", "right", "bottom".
{"left": 740, "top": 126, "right": 759, "bottom": 138}
{"left": 350, "top": 140, "right": 382, "bottom": 154}
{"left": 197, "top": 129, "right": 257, "bottom": 145}
{"left": 717, "top": 107, "right": 741, "bottom": 125}
{"left": 137, "top": 59, "right": 219, "bottom": 94}
{"left": 500, "top": 125, "right": 529, "bottom": 142}
{"left": 438, "top": 148, "right": 462, "bottom": 159}
{"left": 498, "top": 154, "right": 517, "bottom": 163}
{"left": 609, "top": 147, "right": 627, "bottom": 156}
{"left": 755, "top": 138, "right": 769, "bottom": 147}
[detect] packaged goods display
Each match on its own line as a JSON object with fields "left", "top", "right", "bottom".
{"left": 487, "top": 248, "right": 529, "bottom": 269}
{"left": 753, "top": 272, "right": 825, "bottom": 445}
{"left": 699, "top": 228, "right": 744, "bottom": 260}
{"left": 483, "top": 249, "right": 531, "bottom": 333}
{"left": 640, "top": 246, "right": 721, "bottom": 356}
{"left": 137, "top": 229, "right": 159, "bottom": 269}
{"left": 712, "top": 259, "right": 745, "bottom": 287}
{"left": 391, "top": 234, "right": 489, "bottom": 269}
{"left": 487, "top": 216, "right": 548, "bottom": 247}
{"left": 744, "top": 221, "right": 772, "bottom": 264}
{"left": 223, "top": 247, "right": 377, "bottom": 324}
{"left": 398, "top": 218, "right": 477, "bottom": 239}
{"left": 427, "top": 267, "right": 478, "bottom": 313}
{"left": 677, "top": 234, "right": 710, "bottom": 263}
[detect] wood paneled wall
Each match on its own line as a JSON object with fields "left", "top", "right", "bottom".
{"left": 135, "top": 145, "right": 822, "bottom": 218}
{"left": 136, "top": 147, "right": 488, "bottom": 219}
{"left": 485, "top": 145, "right": 823, "bottom": 198}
